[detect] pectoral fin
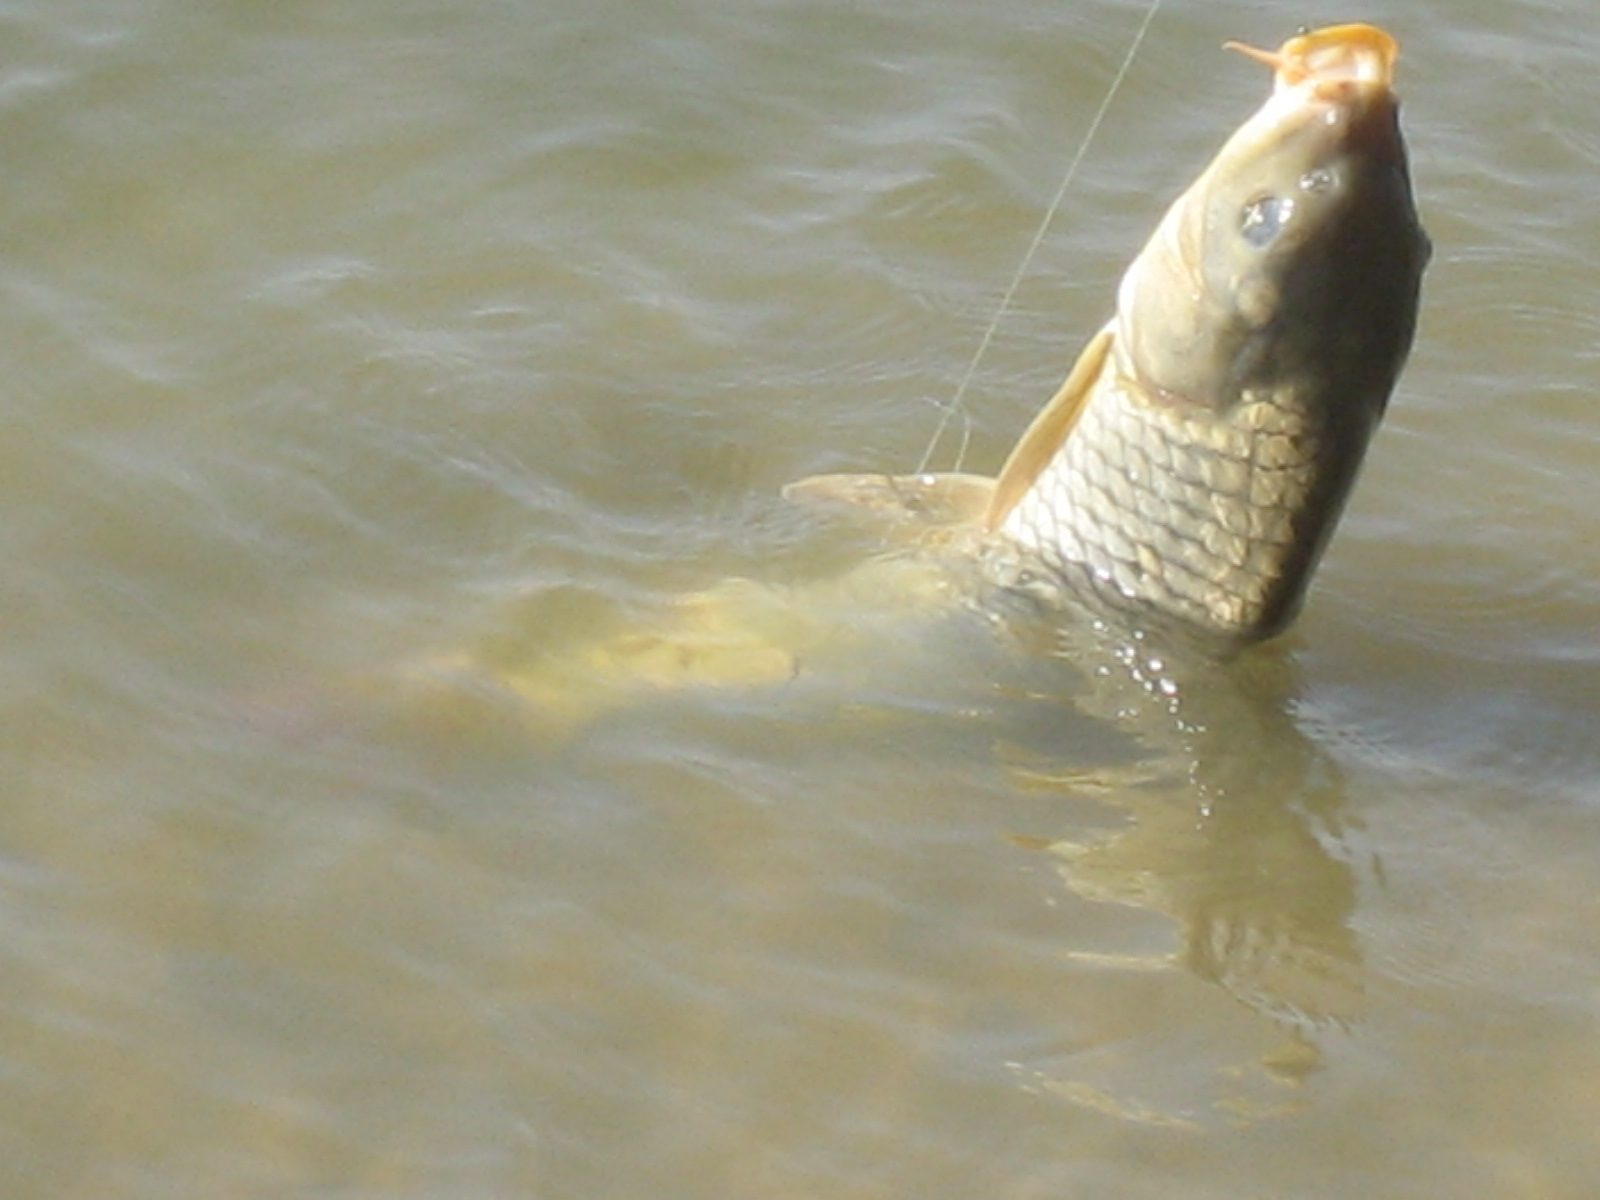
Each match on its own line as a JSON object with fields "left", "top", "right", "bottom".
{"left": 985, "top": 323, "right": 1114, "bottom": 531}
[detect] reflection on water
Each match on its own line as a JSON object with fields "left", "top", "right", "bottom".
{"left": 1019, "top": 637, "right": 1364, "bottom": 1039}
{"left": 969, "top": 618, "right": 1364, "bottom": 1130}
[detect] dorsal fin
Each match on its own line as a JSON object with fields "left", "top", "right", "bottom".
{"left": 984, "top": 323, "right": 1114, "bottom": 532}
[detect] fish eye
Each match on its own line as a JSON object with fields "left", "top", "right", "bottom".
{"left": 1239, "top": 195, "right": 1294, "bottom": 248}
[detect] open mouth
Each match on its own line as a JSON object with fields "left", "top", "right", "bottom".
{"left": 1224, "top": 22, "right": 1399, "bottom": 98}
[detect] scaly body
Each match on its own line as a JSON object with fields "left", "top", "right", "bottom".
{"left": 798, "top": 23, "right": 1430, "bottom": 650}
{"left": 995, "top": 357, "right": 1345, "bottom": 640}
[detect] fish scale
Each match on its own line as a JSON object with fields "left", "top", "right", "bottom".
{"left": 995, "top": 364, "right": 1326, "bottom": 640}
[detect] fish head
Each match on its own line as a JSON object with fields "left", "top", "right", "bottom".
{"left": 1114, "top": 23, "right": 1429, "bottom": 427}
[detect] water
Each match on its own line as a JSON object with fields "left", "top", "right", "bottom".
{"left": 4, "top": 0, "right": 1599, "bottom": 1195}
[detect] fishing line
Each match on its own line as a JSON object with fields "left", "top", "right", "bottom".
{"left": 915, "top": 0, "right": 1164, "bottom": 476}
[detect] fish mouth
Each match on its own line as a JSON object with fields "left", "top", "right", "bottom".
{"left": 1223, "top": 23, "right": 1399, "bottom": 101}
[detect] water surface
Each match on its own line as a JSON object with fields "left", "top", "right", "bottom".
{"left": 4, "top": 1, "right": 1600, "bottom": 1196}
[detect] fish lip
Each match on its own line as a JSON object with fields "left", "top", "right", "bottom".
{"left": 1225, "top": 23, "right": 1403, "bottom": 145}
{"left": 1225, "top": 23, "right": 1400, "bottom": 94}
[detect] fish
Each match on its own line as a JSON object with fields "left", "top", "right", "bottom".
{"left": 790, "top": 22, "right": 1430, "bottom": 650}
{"left": 360, "top": 23, "right": 1429, "bottom": 740}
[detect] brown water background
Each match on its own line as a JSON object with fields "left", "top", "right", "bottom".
{"left": 5, "top": 1, "right": 1600, "bottom": 1196}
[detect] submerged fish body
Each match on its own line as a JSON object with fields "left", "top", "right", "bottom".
{"left": 799, "top": 23, "right": 1430, "bottom": 649}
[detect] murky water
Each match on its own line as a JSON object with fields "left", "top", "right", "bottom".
{"left": 4, "top": 0, "right": 1599, "bottom": 1195}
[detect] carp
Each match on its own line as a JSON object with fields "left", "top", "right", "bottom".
{"left": 388, "top": 23, "right": 1429, "bottom": 735}
{"left": 795, "top": 22, "right": 1429, "bottom": 648}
